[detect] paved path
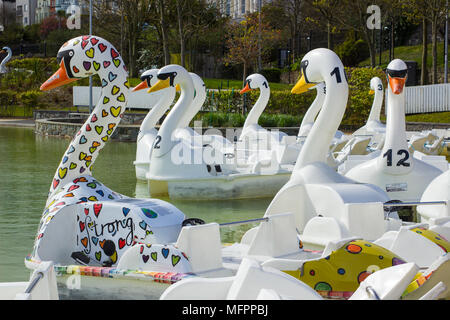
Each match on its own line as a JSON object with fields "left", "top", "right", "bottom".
{"left": 0, "top": 118, "right": 35, "bottom": 127}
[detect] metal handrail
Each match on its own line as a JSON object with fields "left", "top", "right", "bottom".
{"left": 383, "top": 201, "right": 447, "bottom": 207}
{"left": 24, "top": 272, "right": 44, "bottom": 294}
{"left": 366, "top": 286, "right": 381, "bottom": 300}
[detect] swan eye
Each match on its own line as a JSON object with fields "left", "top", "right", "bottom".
{"left": 386, "top": 68, "right": 407, "bottom": 79}
{"left": 300, "top": 60, "right": 311, "bottom": 83}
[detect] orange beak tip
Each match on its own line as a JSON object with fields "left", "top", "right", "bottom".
{"left": 239, "top": 83, "right": 251, "bottom": 95}
{"left": 132, "top": 81, "right": 149, "bottom": 92}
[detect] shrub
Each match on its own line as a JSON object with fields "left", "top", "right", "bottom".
{"left": 260, "top": 67, "right": 282, "bottom": 83}
{"left": 335, "top": 39, "right": 370, "bottom": 67}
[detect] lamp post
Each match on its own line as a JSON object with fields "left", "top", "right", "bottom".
{"left": 445, "top": 0, "right": 448, "bottom": 83}
{"left": 89, "top": 0, "right": 93, "bottom": 114}
{"left": 257, "top": 0, "right": 262, "bottom": 72}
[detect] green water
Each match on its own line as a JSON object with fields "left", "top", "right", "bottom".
{"left": 0, "top": 126, "right": 271, "bottom": 282}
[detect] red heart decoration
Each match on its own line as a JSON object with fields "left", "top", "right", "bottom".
{"left": 91, "top": 114, "right": 98, "bottom": 122}
{"left": 52, "top": 179, "right": 60, "bottom": 189}
{"left": 68, "top": 185, "right": 80, "bottom": 192}
{"left": 118, "top": 238, "right": 126, "bottom": 249}
{"left": 93, "top": 203, "right": 102, "bottom": 217}
{"left": 82, "top": 35, "right": 90, "bottom": 41}
{"left": 81, "top": 40, "right": 89, "bottom": 49}
{"left": 103, "top": 61, "right": 111, "bottom": 68}
{"left": 90, "top": 38, "right": 99, "bottom": 46}
{"left": 86, "top": 124, "right": 91, "bottom": 131}
{"left": 73, "top": 66, "right": 79, "bottom": 73}
{"left": 111, "top": 48, "right": 119, "bottom": 59}
{"left": 79, "top": 221, "right": 85, "bottom": 232}
{"left": 98, "top": 43, "right": 107, "bottom": 53}
{"left": 84, "top": 208, "right": 89, "bottom": 215}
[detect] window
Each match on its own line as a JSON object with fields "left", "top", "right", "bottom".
{"left": 241, "top": 0, "right": 245, "bottom": 13}
{"left": 24, "top": 4, "right": 28, "bottom": 12}
{"left": 24, "top": 17, "right": 28, "bottom": 25}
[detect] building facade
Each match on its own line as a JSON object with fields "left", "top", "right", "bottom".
{"left": 16, "top": 0, "right": 37, "bottom": 26}
{"left": 0, "top": 0, "right": 16, "bottom": 29}
{"left": 209, "top": 0, "right": 271, "bottom": 20}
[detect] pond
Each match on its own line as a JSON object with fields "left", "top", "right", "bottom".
{"left": 0, "top": 126, "right": 272, "bottom": 282}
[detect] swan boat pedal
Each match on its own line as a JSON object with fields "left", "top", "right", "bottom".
{"left": 142, "top": 65, "right": 294, "bottom": 200}
{"left": 23, "top": 36, "right": 194, "bottom": 298}
{"left": 344, "top": 59, "right": 444, "bottom": 202}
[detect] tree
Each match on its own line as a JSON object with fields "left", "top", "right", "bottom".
{"left": 40, "top": 16, "right": 63, "bottom": 38}
{"left": 306, "top": 0, "right": 340, "bottom": 50}
{"left": 223, "top": 13, "right": 281, "bottom": 83}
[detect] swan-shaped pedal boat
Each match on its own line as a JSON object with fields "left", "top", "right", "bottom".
{"left": 0, "top": 46, "right": 12, "bottom": 74}
{"left": 133, "top": 69, "right": 177, "bottom": 181}
{"left": 142, "top": 65, "right": 293, "bottom": 200}
{"left": 259, "top": 49, "right": 450, "bottom": 265}
{"left": 26, "top": 36, "right": 186, "bottom": 277}
{"left": 344, "top": 59, "right": 444, "bottom": 202}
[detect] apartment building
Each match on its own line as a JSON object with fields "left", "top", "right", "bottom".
{"left": 16, "top": 0, "right": 37, "bottom": 25}
{"left": 209, "top": 0, "right": 271, "bottom": 20}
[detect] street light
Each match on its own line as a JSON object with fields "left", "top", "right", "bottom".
{"left": 89, "top": 0, "right": 93, "bottom": 114}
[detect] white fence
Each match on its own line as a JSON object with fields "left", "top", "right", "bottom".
{"left": 73, "top": 86, "right": 165, "bottom": 110}
{"left": 386, "top": 83, "right": 450, "bottom": 114}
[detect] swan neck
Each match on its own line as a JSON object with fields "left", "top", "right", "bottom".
{"left": 48, "top": 66, "right": 129, "bottom": 198}
{"left": 295, "top": 77, "right": 348, "bottom": 170}
{"left": 155, "top": 82, "right": 194, "bottom": 156}
{"left": 140, "top": 88, "right": 175, "bottom": 133}
{"left": 243, "top": 87, "right": 270, "bottom": 130}
{"left": 367, "top": 89, "right": 383, "bottom": 122}
{"left": 298, "top": 88, "right": 325, "bottom": 137}
{"left": 178, "top": 86, "right": 206, "bottom": 129}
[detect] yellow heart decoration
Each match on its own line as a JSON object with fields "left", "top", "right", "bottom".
{"left": 111, "top": 86, "right": 120, "bottom": 95}
{"left": 110, "top": 106, "right": 121, "bottom": 117}
{"left": 117, "top": 93, "right": 125, "bottom": 102}
{"left": 85, "top": 48, "right": 94, "bottom": 58}
{"left": 79, "top": 152, "right": 87, "bottom": 160}
{"left": 58, "top": 167, "right": 68, "bottom": 179}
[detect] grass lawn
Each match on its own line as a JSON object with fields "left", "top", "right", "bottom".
{"left": 358, "top": 42, "right": 446, "bottom": 70}
{"left": 380, "top": 111, "right": 450, "bottom": 124}
{"left": 128, "top": 77, "right": 292, "bottom": 92}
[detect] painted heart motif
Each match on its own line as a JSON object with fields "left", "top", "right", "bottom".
{"left": 124, "top": 80, "right": 130, "bottom": 88}
{"left": 98, "top": 43, "right": 107, "bottom": 53}
{"left": 151, "top": 252, "right": 157, "bottom": 261}
{"left": 91, "top": 114, "right": 98, "bottom": 122}
{"left": 92, "top": 236, "right": 99, "bottom": 245}
{"left": 171, "top": 255, "right": 181, "bottom": 267}
{"left": 90, "top": 38, "right": 99, "bottom": 46}
{"left": 117, "top": 93, "right": 125, "bottom": 102}
{"left": 142, "top": 255, "right": 149, "bottom": 263}
{"left": 111, "top": 85, "right": 120, "bottom": 95}
{"left": 81, "top": 237, "right": 88, "bottom": 248}
{"left": 96, "top": 190, "right": 104, "bottom": 197}
{"left": 89, "top": 147, "right": 97, "bottom": 153}
{"left": 84, "top": 208, "right": 89, "bottom": 215}
{"left": 80, "top": 166, "right": 86, "bottom": 174}
{"left": 122, "top": 207, "right": 130, "bottom": 217}
{"left": 118, "top": 238, "right": 126, "bottom": 249}
{"left": 63, "top": 193, "right": 74, "bottom": 198}
{"left": 99, "top": 239, "right": 105, "bottom": 248}
{"left": 81, "top": 40, "right": 88, "bottom": 49}
{"left": 111, "top": 48, "right": 119, "bottom": 59}
{"left": 92, "top": 141, "right": 101, "bottom": 147}
{"left": 95, "top": 126, "right": 104, "bottom": 135}
{"left": 108, "top": 71, "right": 117, "bottom": 82}
{"left": 142, "top": 208, "right": 158, "bottom": 219}
{"left": 101, "top": 79, "right": 108, "bottom": 87}
{"left": 140, "top": 246, "right": 144, "bottom": 254}
{"left": 82, "top": 35, "right": 90, "bottom": 41}
{"left": 69, "top": 162, "right": 77, "bottom": 170}
{"left": 83, "top": 61, "right": 91, "bottom": 71}
{"left": 68, "top": 145, "right": 75, "bottom": 154}
{"left": 58, "top": 167, "right": 68, "bottom": 179}
{"left": 95, "top": 251, "right": 102, "bottom": 261}
{"left": 88, "top": 195, "right": 98, "bottom": 201}
{"left": 84, "top": 155, "right": 92, "bottom": 161}
{"left": 161, "top": 248, "right": 169, "bottom": 259}
{"left": 103, "top": 61, "right": 111, "bottom": 68}
{"left": 102, "top": 136, "right": 109, "bottom": 142}
{"left": 86, "top": 124, "right": 91, "bottom": 132}
{"left": 113, "top": 58, "right": 121, "bottom": 67}
{"left": 85, "top": 48, "right": 95, "bottom": 58}
{"left": 79, "top": 221, "right": 85, "bottom": 232}
{"left": 139, "top": 220, "right": 147, "bottom": 230}
{"left": 103, "top": 96, "right": 110, "bottom": 104}
{"left": 102, "top": 110, "right": 108, "bottom": 117}
{"left": 79, "top": 135, "right": 87, "bottom": 144}
{"left": 93, "top": 61, "right": 100, "bottom": 71}
{"left": 108, "top": 123, "right": 116, "bottom": 130}
{"left": 73, "top": 40, "right": 80, "bottom": 46}
{"left": 62, "top": 156, "right": 68, "bottom": 164}
{"left": 52, "top": 179, "right": 60, "bottom": 189}
{"left": 68, "top": 184, "right": 79, "bottom": 192}
{"left": 73, "top": 66, "right": 80, "bottom": 73}
{"left": 93, "top": 203, "right": 102, "bottom": 217}
{"left": 110, "top": 106, "right": 121, "bottom": 117}
{"left": 79, "top": 152, "right": 87, "bottom": 160}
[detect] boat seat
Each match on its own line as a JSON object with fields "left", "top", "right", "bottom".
{"left": 349, "top": 262, "right": 419, "bottom": 300}
{"left": 175, "top": 222, "right": 223, "bottom": 273}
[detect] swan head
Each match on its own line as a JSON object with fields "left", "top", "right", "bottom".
{"left": 0, "top": 47, "right": 11, "bottom": 54}
{"left": 240, "top": 73, "right": 269, "bottom": 94}
{"left": 40, "top": 35, "right": 123, "bottom": 91}
{"left": 386, "top": 59, "right": 407, "bottom": 95}
{"left": 147, "top": 64, "right": 190, "bottom": 94}
{"left": 132, "top": 69, "right": 159, "bottom": 92}
{"left": 291, "top": 48, "right": 345, "bottom": 94}
{"left": 369, "top": 77, "right": 383, "bottom": 95}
